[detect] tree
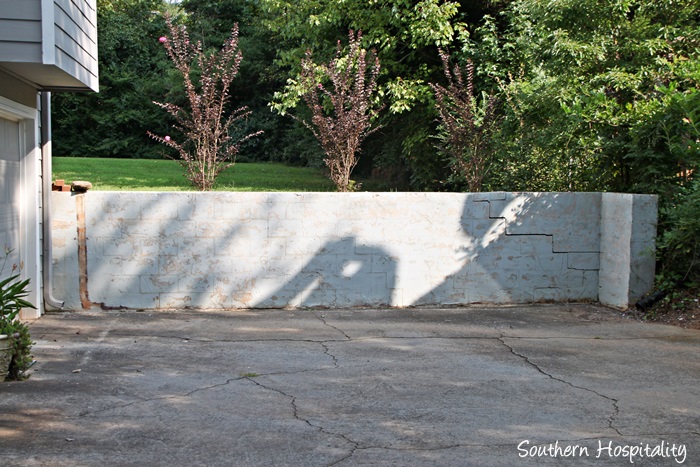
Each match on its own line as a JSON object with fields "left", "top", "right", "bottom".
{"left": 179, "top": 0, "right": 306, "bottom": 166}
{"left": 430, "top": 50, "right": 500, "bottom": 192}
{"left": 294, "top": 31, "right": 383, "bottom": 192}
{"left": 262, "top": 0, "right": 474, "bottom": 189}
{"left": 53, "top": 0, "right": 505, "bottom": 188}
{"left": 52, "top": 0, "right": 172, "bottom": 159}
{"left": 147, "top": 16, "right": 262, "bottom": 190}
{"left": 465, "top": 0, "right": 700, "bottom": 282}
{"left": 467, "top": 0, "right": 700, "bottom": 193}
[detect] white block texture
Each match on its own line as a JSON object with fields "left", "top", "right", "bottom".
{"left": 51, "top": 191, "right": 657, "bottom": 310}
{"left": 599, "top": 193, "right": 658, "bottom": 308}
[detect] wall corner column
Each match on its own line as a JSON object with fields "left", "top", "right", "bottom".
{"left": 599, "top": 193, "right": 658, "bottom": 309}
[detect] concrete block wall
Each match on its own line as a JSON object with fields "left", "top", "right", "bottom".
{"left": 599, "top": 193, "right": 658, "bottom": 308}
{"left": 50, "top": 191, "right": 657, "bottom": 311}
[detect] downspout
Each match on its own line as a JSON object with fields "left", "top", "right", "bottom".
{"left": 41, "top": 91, "right": 64, "bottom": 309}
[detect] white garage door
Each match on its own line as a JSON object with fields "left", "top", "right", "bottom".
{"left": 0, "top": 115, "right": 21, "bottom": 276}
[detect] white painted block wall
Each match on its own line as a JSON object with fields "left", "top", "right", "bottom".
{"left": 599, "top": 193, "right": 658, "bottom": 308}
{"left": 50, "top": 191, "right": 657, "bottom": 310}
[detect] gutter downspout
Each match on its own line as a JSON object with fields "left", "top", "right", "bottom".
{"left": 41, "top": 91, "right": 64, "bottom": 310}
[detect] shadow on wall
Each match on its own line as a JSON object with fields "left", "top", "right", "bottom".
{"left": 53, "top": 192, "right": 272, "bottom": 310}
{"left": 51, "top": 191, "right": 649, "bottom": 311}
{"left": 260, "top": 237, "right": 396, "bottom": 308}
{"left": 260, "top": 192, "right": 600, "bottom": 308}
{"left": 415, "top": 192, "right": 601, "bottom": 305}
{"left": 56, "top": 192, "right": 395, "bottom": 310}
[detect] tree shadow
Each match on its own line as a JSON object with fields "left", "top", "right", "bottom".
{"left": 51, "top": 191, "right": 607, "bottom": 311}
{"left": 414, "top": 192, "right": 601, "bottom": 305}
{"left": 256, "top": 236, "right": 396, "bottom": 308}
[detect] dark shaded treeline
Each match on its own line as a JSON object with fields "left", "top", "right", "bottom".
{"left": 52, "top": 0, "right": 700, "bottom": 282}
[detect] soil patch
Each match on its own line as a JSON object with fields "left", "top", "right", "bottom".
{"left": 622, "top": 286, "right": 700, "bottom": 330}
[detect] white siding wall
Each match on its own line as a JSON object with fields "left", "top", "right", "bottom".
{"left": 0, "top": 0, "right": 98, "bottom": 90}
{"left": 0, "top": 0, "right": 42, "bottom": 62}
{"left": 52, "top": 0, "right": 98, "bottom": 90}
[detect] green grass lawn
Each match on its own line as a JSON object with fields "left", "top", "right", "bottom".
{"left": 52, "top": 157, "right": 336, "bottom": 192}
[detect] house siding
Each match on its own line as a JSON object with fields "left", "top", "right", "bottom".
{"left": 0, "top": 69, "right": 36, "bottom": 110}
{"left": 0, "top": 0, "right": 42, "bottom": 62}
{"left": 1, "top": 1, "right": 99, "bottom": 319}
{"left": 52, "top": 0, "right": 98, "bottom": 90}
{"left": 0, "top": 19, "right": 42, "bottom": 43}
{"left": 0, "top": 0, "right": 97, "bottom": 91}
{"left": 0, "top": 42, "right": 43, "bottom": 63}
{"left": 0, "top": 0, "right": 41, "bottom": 20}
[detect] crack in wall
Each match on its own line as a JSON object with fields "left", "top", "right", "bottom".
{"left": 496, "top": 333, "right": 622, "bottom": 437}
{"left": 55, "top": 192, "right": 657, "bottom": 310}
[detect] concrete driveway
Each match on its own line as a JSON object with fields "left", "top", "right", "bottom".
{"left": 1, "top": 304, "right": 698, "bottom": 466}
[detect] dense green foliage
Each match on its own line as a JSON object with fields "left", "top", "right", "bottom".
{"left": 262, "top": 0, "right": 488, "bottom": 189}
{"left": 51, "top": 0, "right": 700, "bottom": 282}
{"left": 471, "top": 0, "right": 700, "bottom": 194}
{"left": 4, "top": 322, "right": 33, "bottom": 381}
{"left": 53, "top": 0, "right": 172, "bottom": 159}
{"left": 468, "top": 0, "right": 700, "bottom": 281}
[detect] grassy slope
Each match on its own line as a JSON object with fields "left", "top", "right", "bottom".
{"left": 52, "top": 157, "right": 335, "bottom": 192}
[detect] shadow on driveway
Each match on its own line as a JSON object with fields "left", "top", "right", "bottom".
{"left": 1, "top": 304, "right": 698, "bottom": 465}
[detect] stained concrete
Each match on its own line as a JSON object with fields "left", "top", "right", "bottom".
{"left": 1, "top": 304, "right": 698, "bottom": 465}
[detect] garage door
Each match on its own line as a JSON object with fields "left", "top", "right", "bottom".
{"left": 0, "top": 115, "right": 21, "bottom": 276}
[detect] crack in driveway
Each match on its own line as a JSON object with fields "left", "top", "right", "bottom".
{"left": 77, "top": 376, "right": 246, "bottom": 417}
{"left": 56, "top": 318, "right": 697, "bottom": 465}
{"left": 244, "top": 375, "right": 361, "bottom": 466}
{"left": 78, "top": 327, "right": 626, "bottom": 443}
{"left": 496, "top": 333, "right": 623, "bottom": 437}
{"left": 315, "top": 312, "right": 352, "bottom": 340}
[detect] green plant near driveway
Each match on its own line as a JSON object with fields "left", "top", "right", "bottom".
{"left": 53, "top": 158, "right": 335, "bottom": 192}
{"left": 1, "top": 247, "right": 36, "bottom": 382}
